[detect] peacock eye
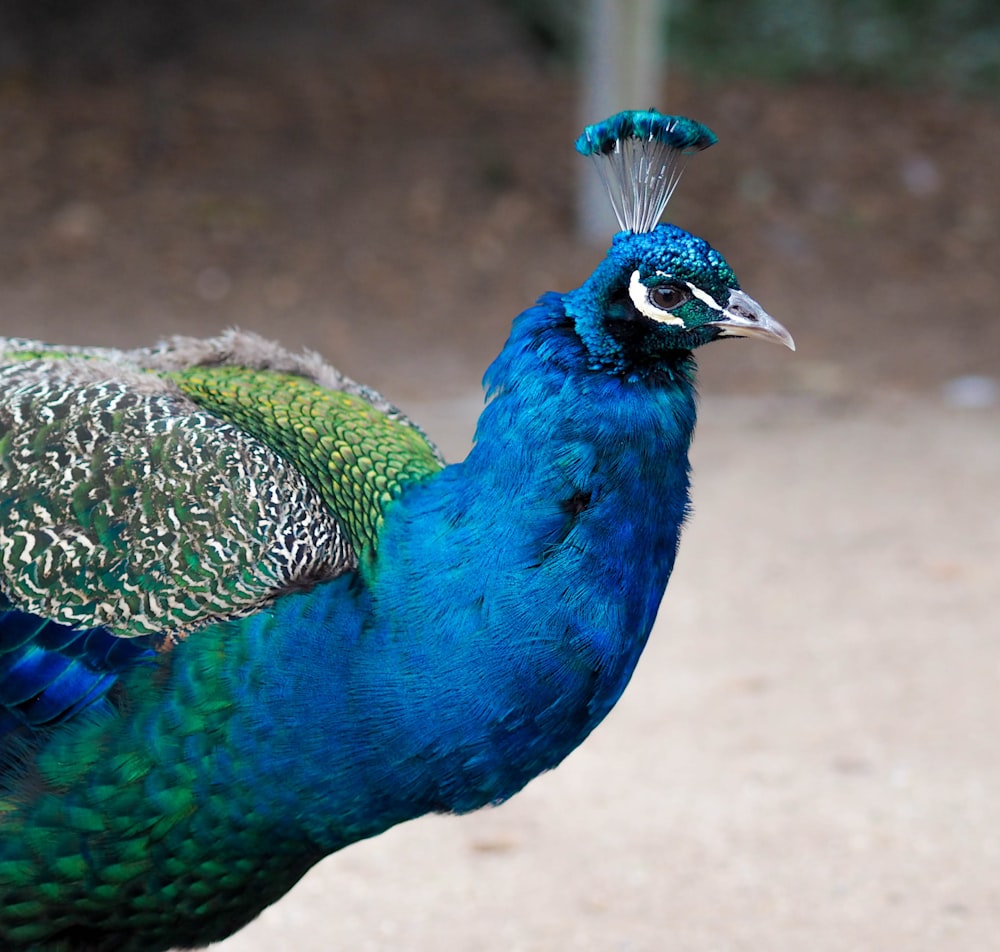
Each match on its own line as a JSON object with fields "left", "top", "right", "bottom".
{"left": 649, "top": 284, "right": 691, "bottom": 311}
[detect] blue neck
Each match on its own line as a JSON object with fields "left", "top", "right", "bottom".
{"left": 234, "top": 295, "right": 698, "bottom": 850}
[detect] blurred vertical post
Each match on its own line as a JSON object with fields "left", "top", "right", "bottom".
{"left": 578, "top": 0, "right": 667, "bottom": 243}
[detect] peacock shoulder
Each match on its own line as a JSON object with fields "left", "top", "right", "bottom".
{"left": 0, "top": 330, "right": 444, "bottom": 641}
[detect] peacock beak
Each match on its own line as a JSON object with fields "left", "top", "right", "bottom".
{"left": 708, "top": 289, "right": 795, "bottom": 350}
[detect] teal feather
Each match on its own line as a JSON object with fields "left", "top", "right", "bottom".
{"left": 575, "top": 110, "right": 718, "bottom": 234}
{"left": 574, "top": 109, "right": 717, "bottom": 156}
{"left": 0, "top": 110, "right": 792, "bottom": 949}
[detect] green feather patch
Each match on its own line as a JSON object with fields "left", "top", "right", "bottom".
{"left": 170, "top": 366, "right": 444, "bottom": 555}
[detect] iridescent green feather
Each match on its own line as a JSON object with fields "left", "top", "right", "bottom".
{"left": 0, "top": 332, "right": 442, "bottom": 640}
{"left": 169, "top": 366, "right": 444, "bottom": 556}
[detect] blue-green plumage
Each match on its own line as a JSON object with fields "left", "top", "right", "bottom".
{"left": 574, "top": 109, "right": 717, "bottom": 156}
{"left": 0, "top": 111, "right": 792, "bottom": 949}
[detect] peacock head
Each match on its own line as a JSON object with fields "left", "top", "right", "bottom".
{"left": 568, "top": 110, "right": 793, "bottom": 373}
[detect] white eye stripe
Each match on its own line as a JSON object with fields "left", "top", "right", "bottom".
{"left": 682, "top": 281, "right": 725, "bottom": 312}
{"left": 627, "top": 270, "right": 684, "bottom": 326}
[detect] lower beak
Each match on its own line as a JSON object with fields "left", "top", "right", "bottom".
{"left": 708, "top": 290, "right": 795, "bottom": 351}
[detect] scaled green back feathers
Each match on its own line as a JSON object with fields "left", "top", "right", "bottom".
{"left": 0, "top": 331, "right": 443, "bottom": 641}
{"left": 171, "top": 365, "right": 443, "bottom": 558}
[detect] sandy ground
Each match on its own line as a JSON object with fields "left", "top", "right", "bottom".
{"left": 200, "top": 391, "right": 999, "bottom": 952}
{"left": 0, "top": 1, "right": 998, "bottom": 949}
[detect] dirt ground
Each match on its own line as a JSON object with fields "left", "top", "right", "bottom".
{"left": 0, "top": 1, "right": 997, "bottom": 949}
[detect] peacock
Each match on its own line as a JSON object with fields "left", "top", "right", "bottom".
{"left": 0, "top": 110, "right": 792, "bottom": 950}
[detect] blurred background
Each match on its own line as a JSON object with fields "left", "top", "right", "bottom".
{"left": 1, "top": 0, "right": 998, "bottom": 401}
{"left": 1, "top": 1, "right": 997, "bottom": 950}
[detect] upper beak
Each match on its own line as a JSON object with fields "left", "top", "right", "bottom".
{"left": 708, "top": 289, "right": 795, "bottom": 351}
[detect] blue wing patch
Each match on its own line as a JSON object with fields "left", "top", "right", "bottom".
{"left": 0, "top": 595, "right": 155, "bottom": 738}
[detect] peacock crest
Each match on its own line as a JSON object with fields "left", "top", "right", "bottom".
{"left": 575, "top": 109, "right": 717, "bottom": 234}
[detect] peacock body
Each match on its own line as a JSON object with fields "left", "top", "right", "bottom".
{"left": 0, "top": 111, "right": 792, "bottom": 950}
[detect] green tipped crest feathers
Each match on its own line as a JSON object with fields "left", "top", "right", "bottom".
{"left": 575, "top": 110, "right": 717, "bottom": 234}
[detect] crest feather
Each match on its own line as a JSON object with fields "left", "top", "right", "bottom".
{"left": 576, "top": 110, "right": 717, "bottom": 234}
